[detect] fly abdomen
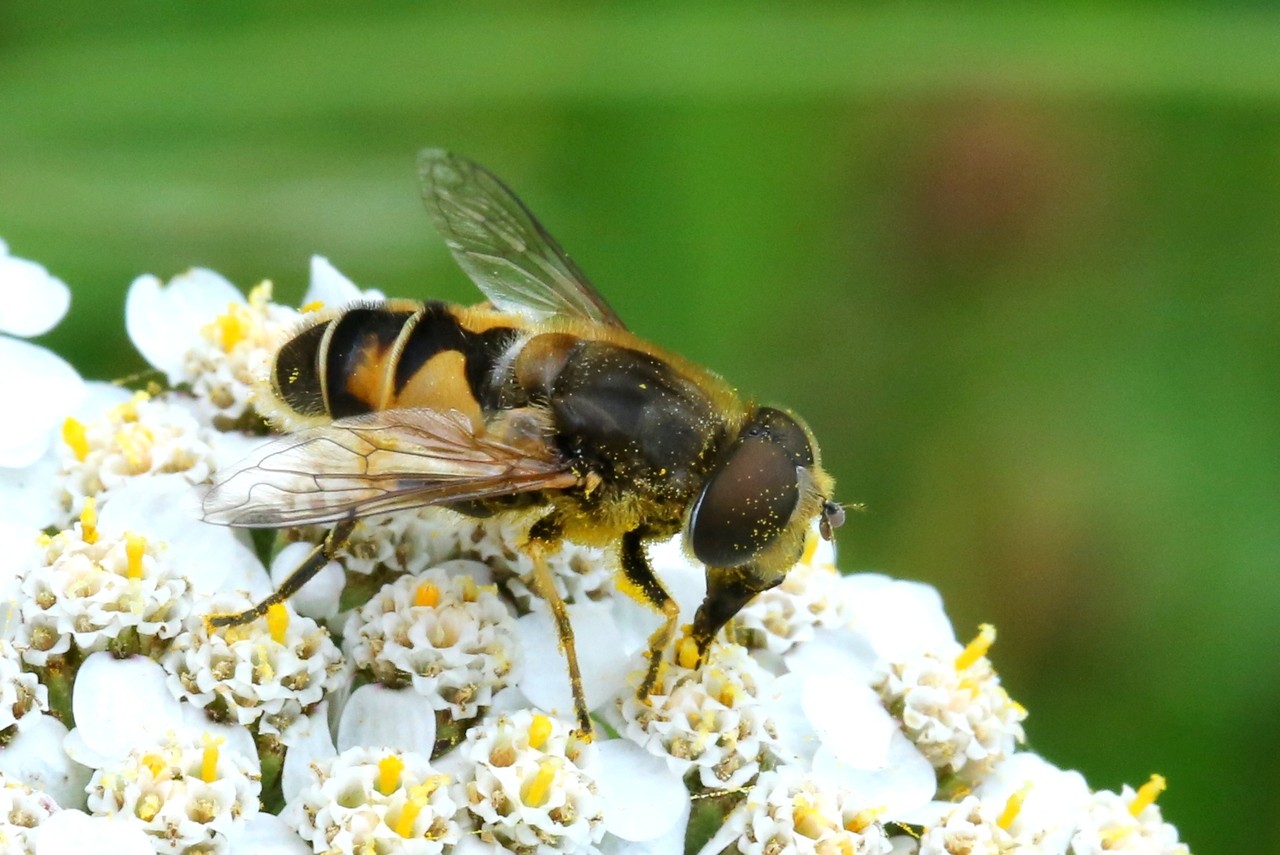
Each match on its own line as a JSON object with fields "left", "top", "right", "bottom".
{"left": 271, "top": 301, "right": 519, "bottom": 423}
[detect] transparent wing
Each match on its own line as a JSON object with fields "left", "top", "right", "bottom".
{"left": 202, "top": 408, "right": 578, "bottom": 527}
{"left": 418, "top": 148, "right": 626, "bottom": 328}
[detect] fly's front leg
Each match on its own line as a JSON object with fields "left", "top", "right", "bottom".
{"left": 524, "top": 514, "right": 594, "bottom": 741}
{"left": 617, "top": 528, "right": 679, "bottom": 702}
{"left": 207, "top": 519, "right": 356, "bottom": 629}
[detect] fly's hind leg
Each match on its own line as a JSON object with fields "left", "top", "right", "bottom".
{"left": 618, "top": 528, "right": 679, "bottom": 702}
{"left": 207, "top": 519, "right": 356, "bottom": 629}
{"left": 524, "top": 514, "right": 594, "bottom": 741}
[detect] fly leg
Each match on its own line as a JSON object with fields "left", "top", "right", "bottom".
{"left": 618, "top": 528, "right": 679, "bottom": 702}
{"left": 207, "top": 519, "right": 356, "bottom": 629}
{"left": 525, "top": 514, "right": 594, "bottom": 740}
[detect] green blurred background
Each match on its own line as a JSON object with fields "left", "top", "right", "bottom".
{"left": 4, "top": 4, "right": 1277, "bottom": 849}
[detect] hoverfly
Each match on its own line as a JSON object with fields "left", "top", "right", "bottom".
{"left": 203, "top": 150, "right": 844, "bottom": 737}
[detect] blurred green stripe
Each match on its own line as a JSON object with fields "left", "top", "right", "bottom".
{"left": 3, "top": 6, "right": 1280, "bottom": 131}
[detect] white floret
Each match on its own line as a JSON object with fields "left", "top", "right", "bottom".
{"left": 0, "top": 773, "right": 61, "bottom": 854}
{"left": 0, "top": 641, "right": 47, "bottom": 735}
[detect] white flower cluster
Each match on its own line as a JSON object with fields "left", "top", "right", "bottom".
{"left": 703, "top": 766, "right": 893, "bottom": 855}
{"left": 85, "top": 730, "right": 261, "bottom": 853}
{"left": 56, "top": 392, "right": 218, "bottom": 526}
{"left": 728, "top": 536, "right": 846, "bottom": 657}
{"left": 346, "top": 563, "right": 519, "bottom": 720}
{"left": 874, "top": 624, "right": 1027, "bottom": 789}
{"left": 163, "top": 596, "right": 346, "bottom": 741}
{"left": 284, "top": 745, "right": 461, "bottom": 853}
{"left": 14, "top": 513, "right": 190, "bottom": 663}
{"left": 619, "top": 642, "right": 777, "bottom": 790}
{"left": 455, "top": 710, "right": 604, "bottom": 854}
{"left": 0, "top": 245, "right": 1191, "bottom": 855}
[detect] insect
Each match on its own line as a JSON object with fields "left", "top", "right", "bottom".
{"left": 203, "top": 149, "right": 844, "bottom": 737}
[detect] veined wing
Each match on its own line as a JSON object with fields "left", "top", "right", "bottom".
{"left": 202, "top": 408, "right": 578, "bottom": 527}
{"left": 418, "top": 148, "right": 626, "bottom": 329}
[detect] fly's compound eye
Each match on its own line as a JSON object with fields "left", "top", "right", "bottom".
{"left": 689, "top": 407, "right": 814, "bottom": 567}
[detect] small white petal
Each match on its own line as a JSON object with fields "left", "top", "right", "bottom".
{"left": 596, "top": 739, "right": 688, "bottom": 842}
{"left": 0, "top": 337, "right": 85, "bottom": 467}
{"left": 125, "top": 269, "right": 243, "bottom": 380}
{"left": 73, "top": 381, "right": 133, "bottom": 419}
{"left": 281, "top": 705, "right": 336, "bottom": 805}
{"left": 69, "top": 653, "right": 185, "bottom": 766}
{"left": 231, "top": 811, "right": 311, "bottom": 854}
{"left": 802, "top": 676, "right": 896, "bottom": 769}
{"left": 271, "top": 542, "right": 344, "bottom": 621}
{"left": 517, "top": 600, "right": 629, "bottom": 721}
{"left": 335, "top": 684, "right": 437, "bottom": 756}
{"left": 601, "top": 798, "right": 689, "bottom": 855}
{"left": 303, "top": 256, "right": 374, "bottom": 308}
{"left": 840, "top": 574, "right": 956, "bottom": 662}
{"left": 36, "top": 810, "right": 154, "bottom": 855}
{"left": 812, "top": 729, "right": 937, "bottom": 820}
{"left": 0, "top": 714, "right": 91, "bottom": 809}
{"left": 0, "top": 450, "right": 61, "bottom": 531}
{"left": 0, "top": 247, "right": 70, "bottom": 337}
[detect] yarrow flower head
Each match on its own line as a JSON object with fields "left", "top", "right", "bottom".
{"left": 453, "top": 709, "right": 604, "bottom": 854}
{"left": 619, "top": 641, "right": 779, "bottom": 791}
{"left": 14, "top": 505, "right": 191, "bottom": 666}
{"left": 346, "top": 563, "right": 519, "bottom": 722}
{"left": 284, "top": 745, "right": 461, "bottom": 853}
{"left": 1070, "top": 776, "right": 1190, "bottom": 855}
{"left": 56, "top": 391, "right": 218, "bottom": 526}
{"left": 728, "top": 531, "right": 847, "bottom": 658}
{"left": 873, "top": 624, "right": 1027, "bottom": 793}
{"left": 698, "top": 766, "right": 893, "bottom": 855}
{"left": 85, "top": 730, "right": 261, "bottom": 853}
{"left": 163, "top": 596, "right": 346, "bottom": 742}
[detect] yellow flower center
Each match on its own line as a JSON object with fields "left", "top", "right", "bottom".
{"left": 998, "top": 782, "right": 1033, "bottom": 830}
{"left": 125, "top": 533, "right": 147, "bottom": 580}
{"left": 200, "top": 734, "right": 222, "bottom": 783}
{"left": 527, "top": 714, "right": 553, "bottom": 750}
{"left": 377, "top": 754, "right": 405, "bottom": 795}
{"left": 955, "top": 623, "right": 996, "bottom": 670}
{"left": 1129, "top": 773, "right": 1167, "bottom": 817}
{"left": 520, "top": 759, "right": 559, "bottom": 808}
{"left": 413, "top": 582, "right": 441, "bottom": 608}
{"left": 61, "top": 417, "right": 89, "bottom": 461}
{"left": 80, "top": 498, "right": 99, "bottom": 545}
{"left": 266, "top": 602, "right": 289, "bottom": 644}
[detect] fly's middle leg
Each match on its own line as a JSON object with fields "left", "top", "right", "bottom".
{"left": 524, "top": 513, "right": 594, "bottom": 741}
{"left": 207, "top": 519, "right": 356, "bottom": 630}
